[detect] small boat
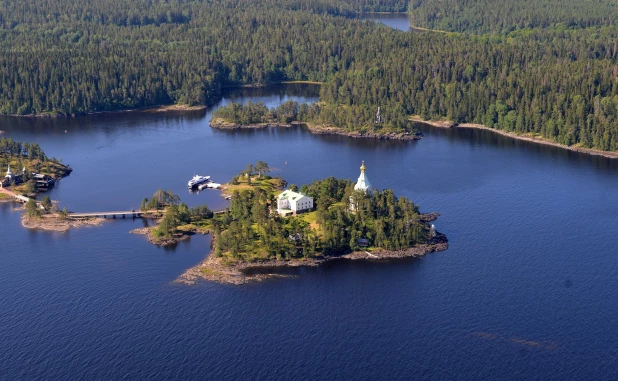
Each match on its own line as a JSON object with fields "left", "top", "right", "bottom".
{"left": 187, "top": 175, "right": 210, "bottom": 188}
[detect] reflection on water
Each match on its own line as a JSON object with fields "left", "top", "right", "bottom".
{"left": 416, "top": 122, "right": 618, "bottom": 173}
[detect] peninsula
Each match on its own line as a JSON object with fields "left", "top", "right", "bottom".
{"left": 174, "top": 161, "right": 448, "bottom": 285}
{"left": 1, "top": 138, "right": 72, "bottom": 197}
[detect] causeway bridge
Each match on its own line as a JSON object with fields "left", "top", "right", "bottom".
{"left": 71, "top": 209, "right": 227, "bottom": 218}
{"left": 69, "top": 211, "right": 146, "bottom": 218}
{"left": 1, "top": 187, "right": 227, "bottom": 218}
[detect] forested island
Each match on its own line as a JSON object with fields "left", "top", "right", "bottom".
{"left": 166, "top": 164, "right": 447, "bottom": 284}
{"left": 1, "top": 0, "right": 617, "bottom": 153}
{"left": 211, "top": 101, "right": 421, "bottom": 140}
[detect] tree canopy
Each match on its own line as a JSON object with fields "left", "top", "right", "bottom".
{"left": 0, "top": 0, "right": 617, "bottom": 151}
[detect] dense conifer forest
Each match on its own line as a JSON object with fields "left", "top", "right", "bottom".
{"left": 1, "top": 0, "right": 617, "bottom": 151}
{"left": 409, "top": 0, "right": 618, "bottom": 33}
{"left": 213, "top": 177, "right": 430, "bottom": 260}
{"left": 214, "top": 100, "right": 413, "bottom": 132}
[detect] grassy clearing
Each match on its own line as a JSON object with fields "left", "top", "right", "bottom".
{"left": 223, "top": 176, "right": 285, "bottom": 197}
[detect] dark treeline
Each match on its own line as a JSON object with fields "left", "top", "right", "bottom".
{"left": 409, "top": 0, "right": 618, "bottom": 33}
{"left": 0, "top": 0, "right": 617, "bottom": 151}
{"left": 214, "top": 177, "right": 428, "bottom": 260}
{"left": 0, "top": 137, "right": 48, "bottom": 161}
{"left": 215, "top": 100, "right": 413, "bottom": 132}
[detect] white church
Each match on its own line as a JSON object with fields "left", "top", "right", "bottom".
{"left": 354, "top": 160, "right": 372, "bottom": 193}
{"left": 275, "top": 161, "right": 373, "bottom": 216}
{"left": 350, "top": 160, "right": 372, "bottom": 211}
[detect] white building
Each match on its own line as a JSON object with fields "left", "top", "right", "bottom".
{"left": 5, "top": 164, "right": 14, "bottom": 180}
{"left": 277, "top": 190, "right": 314, "bottom": 215}
{"left": 350, "top": 161, "right": 373, "bottom": 211}
{"left": 354, "top": 161, "right": 372, "bottom": 193}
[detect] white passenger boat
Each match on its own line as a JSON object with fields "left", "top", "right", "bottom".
{"left": 187, "top": 175, "right": 210, "bottom": 188}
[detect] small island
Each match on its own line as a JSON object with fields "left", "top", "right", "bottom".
{"left": 210, "top": 101, "right": 423, "bottom": 141}
{"left": 0, "top": 137, "right": 72, "bottom": 197}
{"left": 0, "top": 138, "right": 106, "bottom": 231}
{"left": 171, "top": 161, "right": 447, "bottom": 285}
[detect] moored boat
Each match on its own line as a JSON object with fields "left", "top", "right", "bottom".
{"left": 187, "top": 175, "right": 210, "bottom": 188}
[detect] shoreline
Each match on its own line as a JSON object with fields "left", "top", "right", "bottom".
{"left": 410, "top": 116, "right": 618, "bottom": 159}
{"left": 209, "top": 118, "right": 297, "bottom": 130}
{"left": 2, "top": 104, "right": 207, "bottom": 118}
{"left": 21, "top": 214, "right": 105, "bottom": 232}
{"left": 176, "top": 233, "right": 448, "bottom": 285}
{"left": 176, "top": 212, "right": 445, "bottom": 285}
{"left": 130, "top": 226, "right": 195, "bottom": 246}
{"left": 306, "top": 123, "right": 421, "bottom": 140}
{"left": 210, "top": 119, "right": 421, "bottom": 141}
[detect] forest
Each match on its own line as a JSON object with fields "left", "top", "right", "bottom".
{"left": 0, "top": 0, "right": 617, "bottom": 151}
{"left": 408, "top": 0, "right": 618, "bottom": 33}
{"left": 0, "top": 137, "right": 49, "bottom": 162}
{"left": 214, "top": 100, "right": 414, "bottom": 132}
{"left": 212, "top": 176, "right": 430, "bottom": 261}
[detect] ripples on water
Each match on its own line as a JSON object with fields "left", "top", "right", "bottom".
{"left": 1, "top": 84, "right": 617, "bottom": 380}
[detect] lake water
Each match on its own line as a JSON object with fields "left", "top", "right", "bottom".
{"left": 359, "top": 13, "right": 412, "bottom": 31}
{"left": 1, "top": 84, "right": 618, "bottom": 380}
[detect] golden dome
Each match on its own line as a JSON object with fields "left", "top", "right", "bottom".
{"left": 360, "top": 160, "right": 366, "bottom": 173}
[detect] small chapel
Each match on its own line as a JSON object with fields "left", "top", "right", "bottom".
{"left": 350, "top": 160, "right": 372, "bottom": 211}
{"left": 1, "top": 164, "right": 14, "bottom": 187}
{"left": 354, "top": 160, "right": 372, "bottom": 193}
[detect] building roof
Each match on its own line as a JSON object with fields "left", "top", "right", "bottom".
{"left": 278, "top": 190, "right": 309, "bottom": 201}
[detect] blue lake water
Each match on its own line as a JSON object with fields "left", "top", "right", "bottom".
{"left": 359, "top": 13, "right": 412, "bottom": 31}
{"left": 1, "top": 84, "right": 618, "bottom": 380}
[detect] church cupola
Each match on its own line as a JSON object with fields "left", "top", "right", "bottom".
{"left": 354, "top": 160, "right": 372, "bottom": 193}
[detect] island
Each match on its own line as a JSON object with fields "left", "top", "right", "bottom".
{"left": 0, "top": 138, "right": 107, "bottom": 231}
{"left": 0, "top": 137, "right": 72, "bottom": 196}
{"left": 167, "top": 161, "right": 448, "bottom": 285}
{"left": 210, "top": 101, "right": 423, "bottom": 141}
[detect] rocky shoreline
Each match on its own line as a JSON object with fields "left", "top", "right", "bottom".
{"left": 176, "top": 233, "right": 448, "bottom": 285}
{"left": 175, "top": 213, "right": 447, "bottom": 285}
{"left": 410, "top": 116, "right": 618, "bottom": 159}
{"left": 130, "top": 226, "right": 194, "bottom": 246}
{"left": 210, "top": 118, "right": 297, "bottom": 129}
{"left": 210, "top": 119, "right": 422, "bottom": 141}
{"left": 306, "top": 124, "right": 422, "bottom": 140}
{"left": 22, "top": 214, "right": 105, "bottom": 232}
